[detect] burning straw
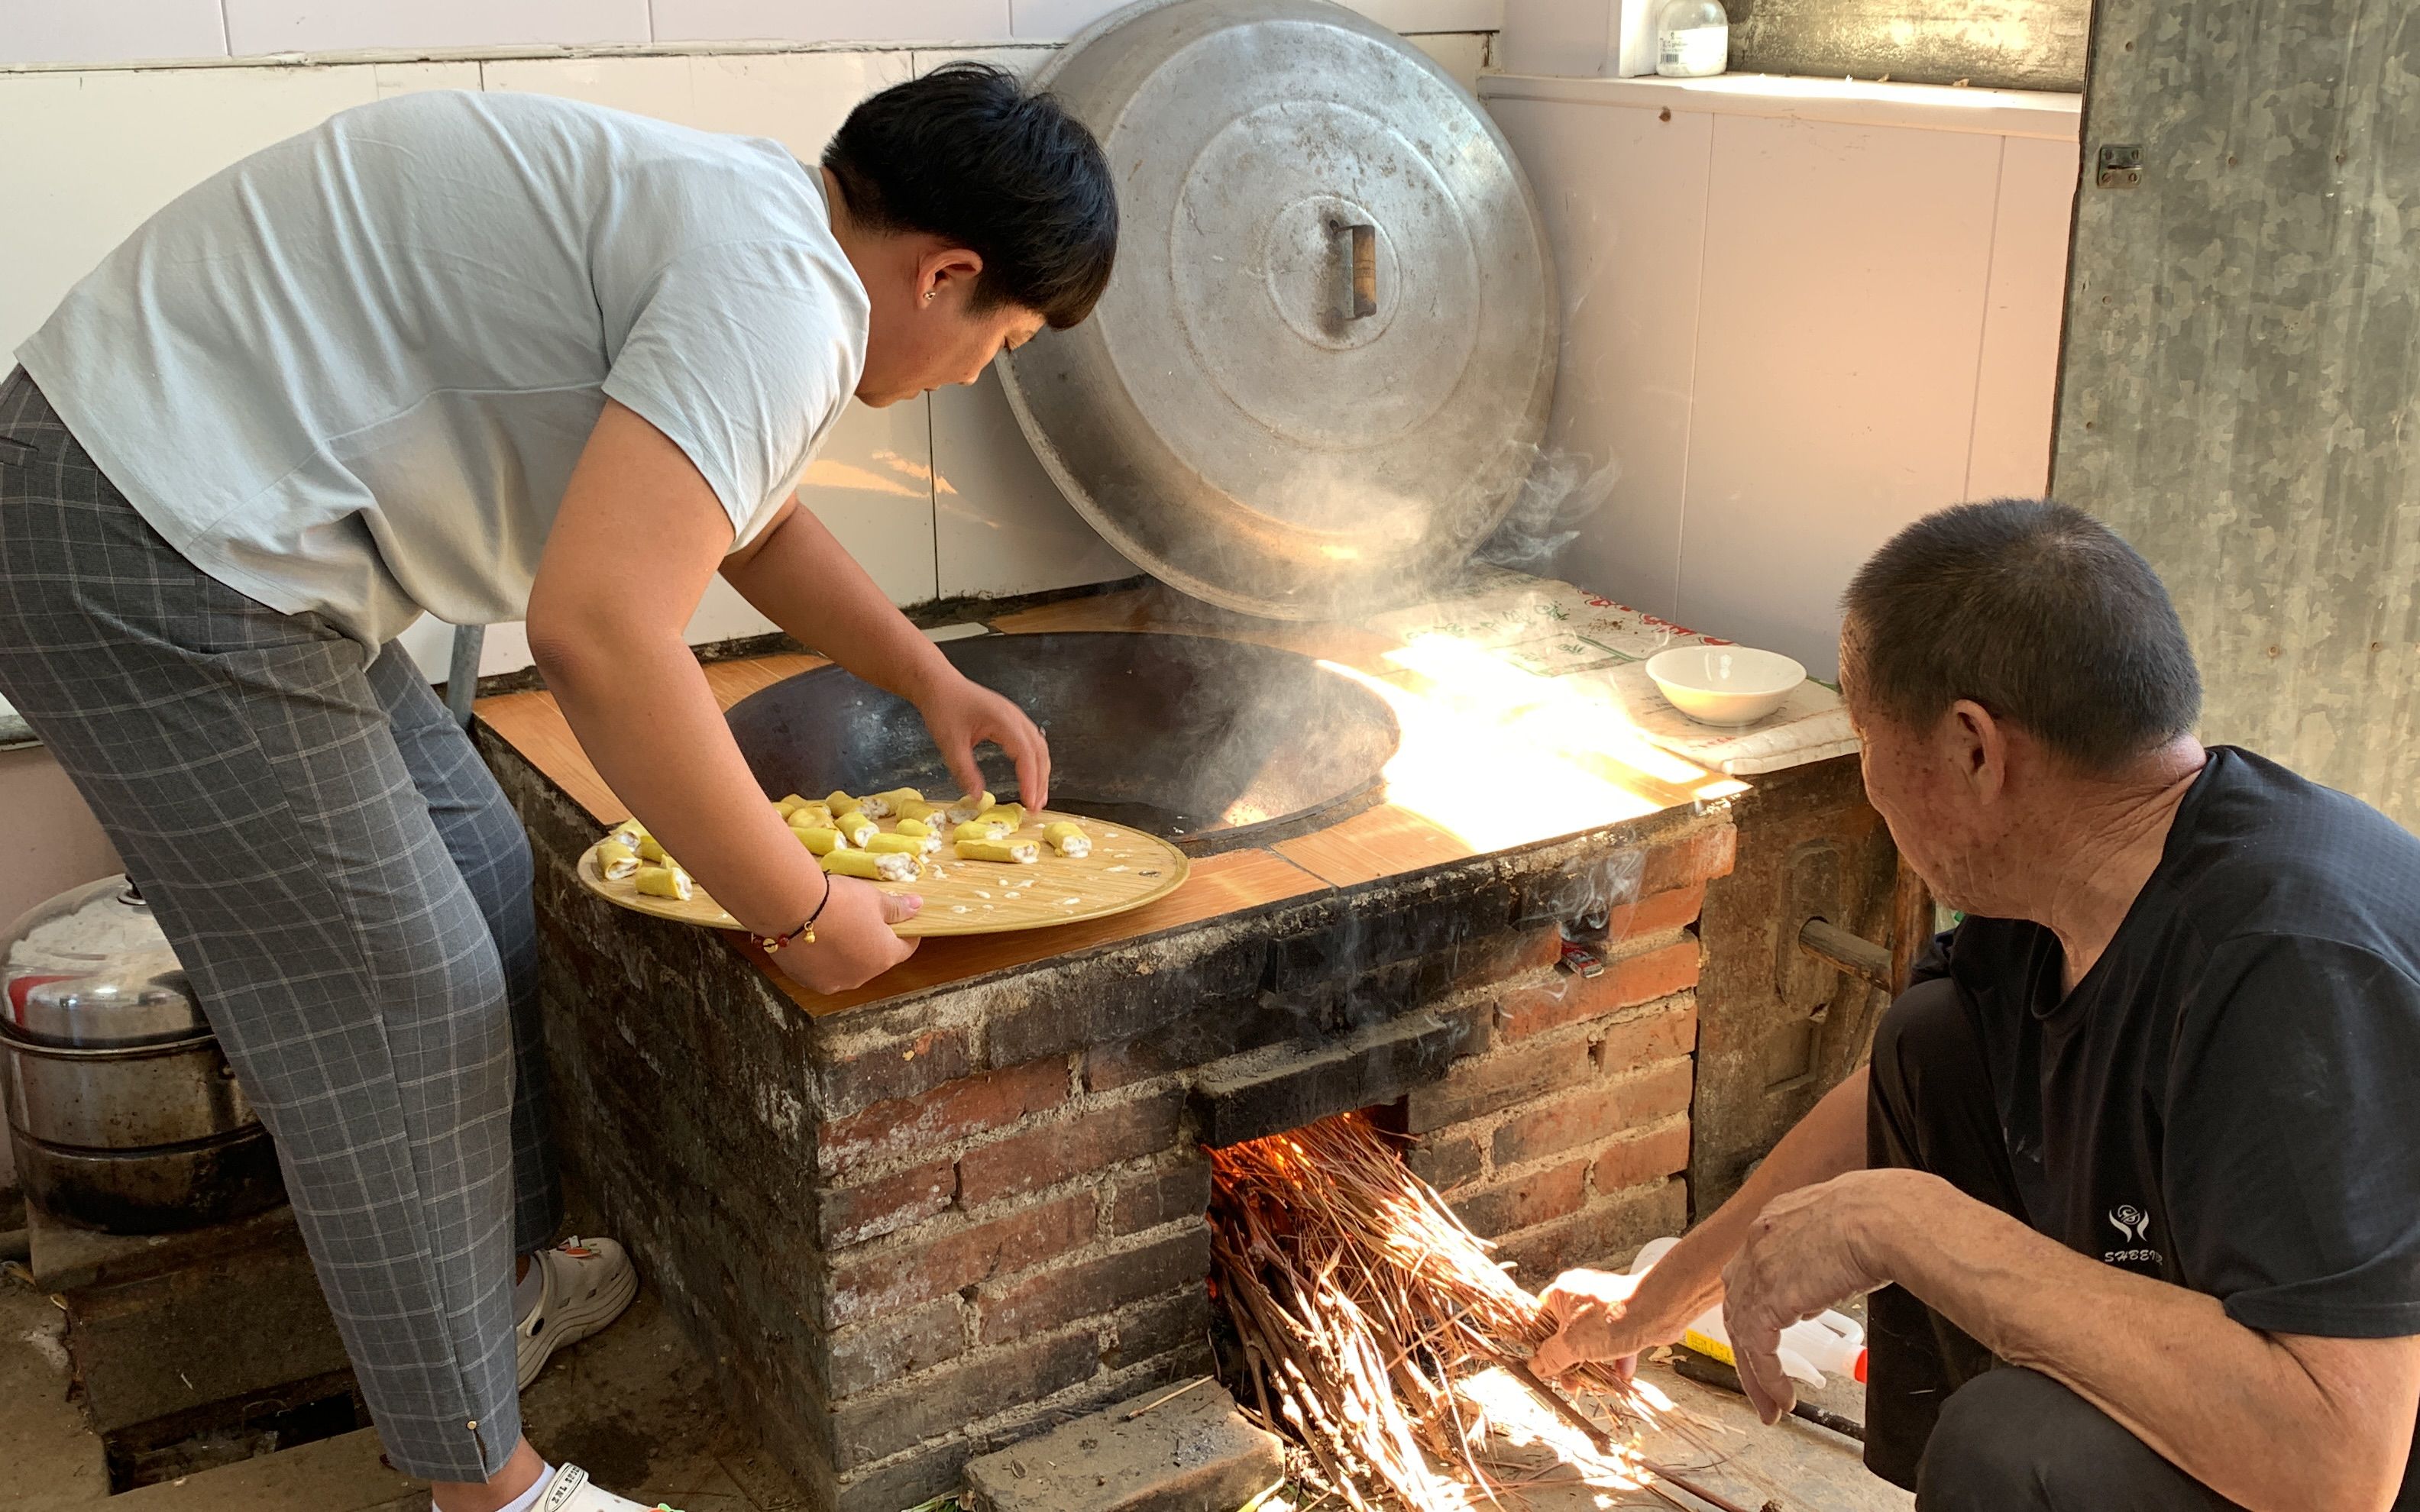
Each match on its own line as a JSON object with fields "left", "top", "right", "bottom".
{"left": 1209, "top": 1113, "right": 1666, "bottom": 1510}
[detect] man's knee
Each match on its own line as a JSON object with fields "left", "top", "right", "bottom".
{"left": 1915, "top": 1368, "right": 2237, "bottom": 1511}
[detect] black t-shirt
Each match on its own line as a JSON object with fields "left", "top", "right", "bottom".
{"left": 1933, "top": 748, "right": 2420, "bottom": 1489}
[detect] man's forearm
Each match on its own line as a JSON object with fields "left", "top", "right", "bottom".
{"left": 723, "top": 502, "right": 956, "bottom": 703}
{"left": 1640, "top": 1068, "right": 1869, "bottom": 1318}
{"left": 1868, "top": 1173, "right": 2414, "bottom": 1510}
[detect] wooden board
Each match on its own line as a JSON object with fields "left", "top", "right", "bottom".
{"left": 574, "top": 809, "right": 1192, "bottom": 939}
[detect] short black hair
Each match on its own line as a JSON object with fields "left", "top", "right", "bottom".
{"left": 1842, "top": 499, "right": 2202, "bottom": 772}
{"left": 823, "top": 63, "right": 1117, "bottom": 330}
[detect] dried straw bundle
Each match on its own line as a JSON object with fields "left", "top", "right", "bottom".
{"left": 1209, "top": 1113, "right": 1654, "bottom": 1510}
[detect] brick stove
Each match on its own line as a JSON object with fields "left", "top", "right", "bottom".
{"left": 474, "top": 580, "right": 1901, "bottom": 1512}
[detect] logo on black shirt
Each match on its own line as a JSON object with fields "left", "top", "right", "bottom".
{"left": 2104, "top": 1204, "right": 2161, "bottom": 1265}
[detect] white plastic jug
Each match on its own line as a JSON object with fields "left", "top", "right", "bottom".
{"left": 1629, "top": 1236, "right": 1868, "bottom": 1388}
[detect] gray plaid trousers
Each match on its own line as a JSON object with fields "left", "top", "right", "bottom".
{"left": 0, "top": 369, "right": 560, "bottom": 1481}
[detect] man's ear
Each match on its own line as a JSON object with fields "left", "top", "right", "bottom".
{"left": 1949, "top": 698, "right": 2008, "bottom": 804}
{"left": 915, "top": 245, "right": 986, "bottom": 305}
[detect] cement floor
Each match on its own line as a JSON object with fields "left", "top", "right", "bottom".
{"left": 2, "top": 1269, "right": 1904, "bottom": 1512}
{"left": 0, "top": 1275, "right": 806, "bottom": 1512}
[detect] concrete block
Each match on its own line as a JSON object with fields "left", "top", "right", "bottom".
{"left": 962, "top": 1379, "right": 1283, "bottom": 1512}
{"left": 1190, "top": 1010, "right": 1472, "bottom": 1148}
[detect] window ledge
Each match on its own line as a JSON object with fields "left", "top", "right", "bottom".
{"left": 1478, "top": 70, "right": 2082, "bottom": 143}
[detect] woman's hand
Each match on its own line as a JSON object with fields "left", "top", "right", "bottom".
{"left": 766, "top": 876, "right": 924, "bottom": 994}
{"left": 914, "top": 671, "right": 1051, "bottom": 810}
{"left": 1529, "top": 1264, "right": 1699, "bottom": 1382}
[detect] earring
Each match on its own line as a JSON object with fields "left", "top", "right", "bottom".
{"left": 924, "top": 291, "right": 937, "bottom": 303}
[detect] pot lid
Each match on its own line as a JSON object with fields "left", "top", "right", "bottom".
{"left": 999, "top": 0, "right": 1558, "bottom": 621}
{"left": 5, "top": 877, "right": 205, "bottom": 1048}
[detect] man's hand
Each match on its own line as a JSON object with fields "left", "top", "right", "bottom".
{"left": 1530, "top": 1268, "right": 1648, "bottom": 1381}
{"left": 766, "top": 877, "right": 923, "bottom": 994}
{"left": 1720, "top": 1168, "right": 1916, "bottom": 1424}
{"left": 915, "top": 673, "right": 1051, "bottom": 811}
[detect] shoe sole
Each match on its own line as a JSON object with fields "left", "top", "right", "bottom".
{"left": 518, "top": 1256, "right": 640, "bottom": 1390}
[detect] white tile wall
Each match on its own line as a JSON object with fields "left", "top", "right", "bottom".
{"left": 0, "top": 0, "right": 228, "bottom": 65}
{"left": 479, "top": 48, "right": 914, "bottom": 154}
{"left": 1966, "top": 134, "right": 2078, "bottom": 500}
{"left": 932, "top": 371, "right": 1136, "bottom": 598}
{"left": 0, "top": 60, "right": 480, "bottom": 356}
{"left": 653, "top": 0, "right": 1011, "bottom": 45}
{"left": 222, "top": 0, "right": 649, "bottom": 55}
{"left": 1010, "top": 0, "right": 1503, "bottom": 40}
{"left": 1487, "top": 95, "right": 1712, "bottom": 619}
{"left": 1482, "top": 74, "right": 2079, "bottom": 676}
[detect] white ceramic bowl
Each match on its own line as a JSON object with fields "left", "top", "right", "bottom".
{"left": 1645, "top": 645, "right": 1807, "bottom": 728}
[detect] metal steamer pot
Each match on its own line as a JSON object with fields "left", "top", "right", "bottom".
{"left": 2, "top": 877, "right": 284, "bottom": 1233}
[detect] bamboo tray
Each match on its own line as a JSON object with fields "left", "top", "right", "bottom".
{"left": 574, "top": 809, "right": 1192, "bottom": 938}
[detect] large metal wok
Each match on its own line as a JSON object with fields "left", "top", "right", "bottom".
{"left": 723, "top": 632, "right": 1399, "bottom": 856}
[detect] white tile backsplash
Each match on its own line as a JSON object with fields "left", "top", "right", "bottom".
{"left": 798, "top": 399, "right": 945, "bottom": 606}
{"left": 0, "top": 60, "right": 480, "bottom": 356}
{"left": 932, "top": 369, "right": 1133, "bottom": 599}
{"left": 222, "top": 0, "right": 650, "bottom": 55}
{"left": 479, "top": 48, "right": 913, "bottom": 156}
{"left": 1967, "top": 134, "right": 2078, "bottom": 501}
{"left": 0, "top": 0, "right": 228, "bottom": 65}
{"left": 1677, "top": 113, "right": 2007, "bottom": 675}
{"left": 1485, "top": 95, "right": 1711, "bottom": 620}
{"left": 655, "top": 0, "right": 1011, "bottom": 44}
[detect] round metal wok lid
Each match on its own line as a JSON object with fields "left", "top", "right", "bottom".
{"left": 999, "top": 0, "right": 1558, "bottom": 621}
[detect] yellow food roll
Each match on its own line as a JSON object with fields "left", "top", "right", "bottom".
{"left": 864, "top": 832, "right": 924, "bottom": 855}
{"left": 786, "top": 804, "right": 835, "bottom": 831}
{"left": 822, "top": 848, "right": 920, "bottom": 882}
{"left": 633, "top": 864, "right": 694, "bottom": 901}
{"left": 1042, "top": 822, "right": 1092, "bottom": 858}
{"left": 824, "top": 790, "right": 858, "bottom": 814}
{"left": 596, "top": 839, "right": 642, "bottom": 880}
{"left": 946, "top": 790, "right": 997, "bottom": 823}
{"left": 793, "top": 826, "right": 843, "bottom": 856}
{"left": 953, "top": 819, "right": 1011, "bottom": 842}
{"left": 774, "top": 793, "right": 810, "bottom": 818}
{"left": 837, "top": 813, "right": 880, "bottom": 846}
{"left": 898, "top": 800, "right": 949, "bottom": 825}
{"left": 874, "top": 787, "right": 924, "bottom": 811}
{"left": 986, "top": 803, "right": 1029, "bottom": 829}
{"left": 637, "top": 835, "right": 673, "bottom": 864}
{"left": 892, "top": 816, "right": 931, "bottom": 838}
{"left": 610, "top": 819, "right": 648, "bottom": 848}
{"left": 956, "top": 838, "right": 1040, "bottom": 865}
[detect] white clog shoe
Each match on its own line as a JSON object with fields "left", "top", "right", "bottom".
{"left": 516, "top": 1236, "right": 639, "bottom": 1389}
{"left": 534, "top": 1462, "right": 682, "bottom": 1511}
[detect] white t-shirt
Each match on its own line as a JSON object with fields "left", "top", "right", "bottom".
{"left": 17, "top": 89, "right": 868, "bottom": 646}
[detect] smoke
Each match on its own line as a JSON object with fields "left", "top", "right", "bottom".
{"left": 1471, "top": 443, "right": 1622, "bottom": 577}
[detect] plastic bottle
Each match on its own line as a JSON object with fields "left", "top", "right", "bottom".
{"left": 1654, "top": 0, "right": 1730, "bottom": 79}
{"left": 1628, "top": 1236, "right": 1868, "bottom": 1388}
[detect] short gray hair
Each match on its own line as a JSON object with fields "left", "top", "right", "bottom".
{"left": 1842, "top": 499, "right": 2202, "bottom": 771}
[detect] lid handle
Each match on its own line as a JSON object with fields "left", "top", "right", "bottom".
{"left": 1335, "top": 220, "right": 1378, "bottom": 320}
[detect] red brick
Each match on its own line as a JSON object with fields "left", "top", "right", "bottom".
{"left": 1108, "top": 1155, "right": 1213, "bottom": 1236}
{"left": 1642, "top": 825, "right": 1737, "bottom": 895}
{"left": 1489, "top": 1059, "right": 1695, "bottom": 1169}
{"left": 975, "top": 1225, "right": 1212, "bottom": 1345}
{"left": 1450, "top": 1158, "right": 1589, "bottom": 1239}
{"left": 1492, "top": 1181, "right": 1688, "bottom": 1285}
{"left": 1402, "top": 1035, "right": 1594, "bottom": 1134}
{"left": 823, "top": 1191, "right": 1093, "bottom": 1329}
{"left": 814, "top": 1027, "right": 974, "bottom": 1117}
{"left": 820, "top": 1297, "right": 966, "bottom": 1399}
{"left": 817, "top": 1158, "right": 956, "bottom": 1249}
{"left": 1591, "top": 1116, "right": 1692, "bottom": 1195}
{"left": 1496, "top": 940, "right": 1700, "bottom": 1040}
{"left": 957, "top": 1087, "right": 1185, "bottom": 1208}
{"left": 820, "top": 1058, "right": 1068, "bottom": 1178}
{"left": 1404, "top": 1130, "right": 1485, "bottom": 1194}
{"left": 1615, "top": 882, "right": 1707, "bottom": 942}
{"left": 1593, "top": 997, "right": 1697, "bottom": 1073}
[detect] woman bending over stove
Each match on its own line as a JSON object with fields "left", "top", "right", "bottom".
{"left": 0, "top": 66, "right": 1113, "bottom": 1512}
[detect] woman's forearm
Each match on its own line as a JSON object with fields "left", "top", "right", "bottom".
{"left": 539, "top": 625, "right": 826, "bottom": 939}
{"left": 722, "top": 501, "right": 955, "bottom": 702}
